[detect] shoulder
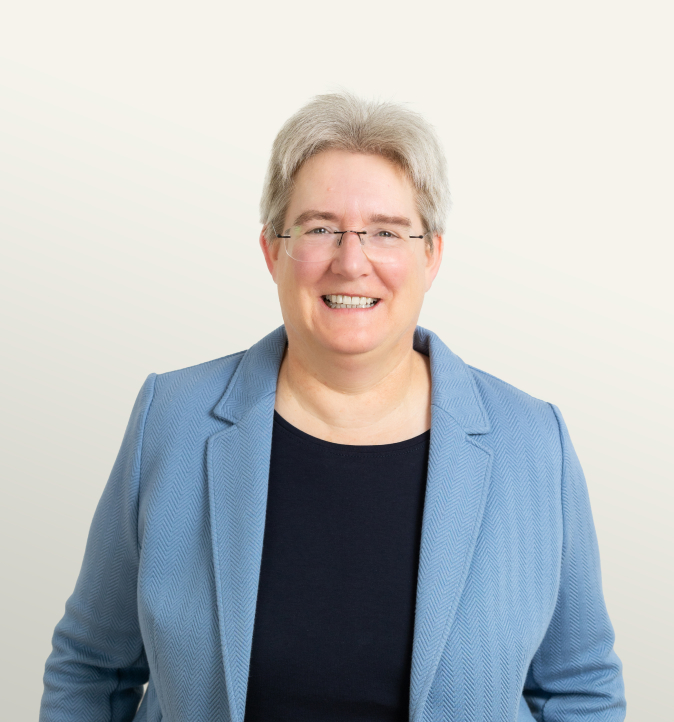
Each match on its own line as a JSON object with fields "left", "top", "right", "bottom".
{"left": 155, "top": 349, "right": 246, "bottom": 389}
{"left": 145, "top": 349, "right": 247, "bottom": 427}
{"left": 465, "top": 363, "right": 562, "bottom": 454}
{"left": 466, "top": 362, "right": 549, "bottom": 412}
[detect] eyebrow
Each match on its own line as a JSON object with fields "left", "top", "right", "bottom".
{"left": 290, "top": 210, "right": 412, "bottom": 228}
{"left": 291, "top": 210, "right": 340, "bottom": 227}
{"left": 369, "top": 213, "right": 412, "bottom": 228}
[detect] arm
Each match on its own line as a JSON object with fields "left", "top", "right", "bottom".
{"left": 40, "top": 373, "right": 157, "bottom": 722}
{"left": 523, "top": 403, "right": 626, "bottom": 721}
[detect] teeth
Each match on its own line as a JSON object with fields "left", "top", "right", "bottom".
{"left": 324, "top": 294, "right": 379, "bottom": 309}
{"left": 334, "top": 294, "right": 371, "bottom": 304}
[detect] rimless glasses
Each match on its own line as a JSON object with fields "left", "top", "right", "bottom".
{"left": 272, "top": 221, "right": 429, "bottom": 264}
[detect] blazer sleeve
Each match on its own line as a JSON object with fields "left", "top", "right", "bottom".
{"left": 522, "top": 403, "right": 626, "bottom": 721}
{"left": 40, "top": 373, "right": 157, "bottom": 722}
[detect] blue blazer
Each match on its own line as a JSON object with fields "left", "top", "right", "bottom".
{"left": 40, "top": 325, "right": 626, "bottom": 722}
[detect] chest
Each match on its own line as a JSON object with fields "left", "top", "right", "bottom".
{"left": 134, "top": 412, "right": 562, "bottom": 722}
{"left": 243, "top": 416, "right": 433, "bottom": 720}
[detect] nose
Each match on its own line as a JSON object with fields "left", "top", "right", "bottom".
{"left": 330, "top": 231, "right": 371, "bottom": 276}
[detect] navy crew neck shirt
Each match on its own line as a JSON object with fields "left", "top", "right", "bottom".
{"left": 243, "top": 410, "right": 431, "bottom": 722}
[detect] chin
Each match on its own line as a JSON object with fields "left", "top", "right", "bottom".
{"left": 316, "top": 326, "right": 388, "bottom": 356}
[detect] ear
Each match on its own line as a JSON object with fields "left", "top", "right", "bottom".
{"left": 259, "top": 227, "right": 282, "bottom": 283}
{"left": 424, "top": 233, "right": 444, "bottom": 292}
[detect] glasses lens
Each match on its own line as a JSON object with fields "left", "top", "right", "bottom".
{"left": 285, "top": 225, "right": 340, "bottom": 262}
{"left": 360, "top": 228, "right": 418, "bottom": 263}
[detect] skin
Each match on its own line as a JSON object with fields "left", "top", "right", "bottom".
{"left": 259, "top": 149, "right": 444, "bottom": 444}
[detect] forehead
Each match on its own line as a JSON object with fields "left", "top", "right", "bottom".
{"left": 288, "top": 149, "right": 419, "bottom": 220}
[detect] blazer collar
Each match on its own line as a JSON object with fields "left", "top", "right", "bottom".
{"left": 212, "top": 325, "right": 287, "bottom": 425}
{"left": 213, "top": 324, "right": 490, "bottom": 435}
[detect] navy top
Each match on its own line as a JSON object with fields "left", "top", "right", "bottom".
{"left": 244, "top": 410, "right": 431, "bottom": 722}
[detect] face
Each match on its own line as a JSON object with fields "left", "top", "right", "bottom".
{"left": 259, "top": 149, "right": 443, "bottom": 360}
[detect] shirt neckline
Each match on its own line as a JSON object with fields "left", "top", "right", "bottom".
{"left": 273, "top": 410, "right": 430, "bottom": 454}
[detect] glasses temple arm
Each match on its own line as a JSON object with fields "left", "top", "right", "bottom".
{"left": 270, "top": 222, "right": 290, "bottom": 239}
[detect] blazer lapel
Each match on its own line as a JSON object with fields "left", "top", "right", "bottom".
{"left": 409, "top": 328, "right": 493, "bottom": 722}
{"left": 207, "top": 326, "right": 287, "bottom": 722}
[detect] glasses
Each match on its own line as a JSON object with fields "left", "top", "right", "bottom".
{"left": 273, "top": 222, "right": 428, "bottom": 264}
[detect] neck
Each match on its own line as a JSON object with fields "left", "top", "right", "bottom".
{"left": 275, "top": 327, "right": 431, "bottom": 444}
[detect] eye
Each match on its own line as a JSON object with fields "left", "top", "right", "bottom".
{"left": 375, "top": 230, "right": 400, "bottom": 238}
{"left": 307, "top": 226, "right": 332, "bottom": 235}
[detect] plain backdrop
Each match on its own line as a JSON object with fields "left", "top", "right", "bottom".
{"left": 1, "top": 1, "right": 672, "bottom": 719}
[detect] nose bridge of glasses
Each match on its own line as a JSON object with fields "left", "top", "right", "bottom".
{"left": 336, "top": 229, "right": 367, "bottom": 246}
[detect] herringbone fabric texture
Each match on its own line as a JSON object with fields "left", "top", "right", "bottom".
{"left": 40, "top": 325, "right": 626, "bottom": 722}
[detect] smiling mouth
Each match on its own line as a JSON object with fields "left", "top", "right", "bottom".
{"left": 323, "top": 294, "right": 380, "bottom": 309}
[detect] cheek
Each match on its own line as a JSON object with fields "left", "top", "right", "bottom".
{"left": 277, "top": 261, "right": 324, "bottom": 304}
{"left": 380, "top": 262, "right": 425, "bottom": 300}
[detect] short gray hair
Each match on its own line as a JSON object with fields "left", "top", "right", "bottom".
{"left": 260, "top": 91, "right": 451, "bottom": 249}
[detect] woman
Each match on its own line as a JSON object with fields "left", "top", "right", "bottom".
{"left": 40, "top": 92, "right": 626, "bottom": 722}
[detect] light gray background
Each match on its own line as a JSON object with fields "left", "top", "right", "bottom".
{"left": 1, "top": 1, "right": 672, "bottom": 719}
